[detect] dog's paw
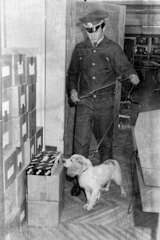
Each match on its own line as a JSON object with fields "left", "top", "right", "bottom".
{"left": 83, "top": 203, "right": 88, "bottom": 209}
{"left": 121, "top": 191, "right": 127, "bottom": 199}
{"left": 120, "top": 186, "right": 127, "bottom": 199}
{"left": 86, "top": 204, "right": 94, "bottom": 211}
{"left": 102, "top": 187, "right": 109, "bottom": 192}
{"left": 83, "top": 203, "right": 94, "bottom": 211}
{"left": 96, "top": 192, "right": 101, "bottom": 203}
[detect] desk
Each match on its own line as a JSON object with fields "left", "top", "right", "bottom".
{"left": 134, "top": 109, "right": 160, "bottom": 240}
{"left": 136, "top": 164, "right": 160, "bottom": 239}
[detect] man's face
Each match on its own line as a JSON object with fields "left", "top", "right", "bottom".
{"left": 86, "top": 25, "right": 104, "bottom": 44}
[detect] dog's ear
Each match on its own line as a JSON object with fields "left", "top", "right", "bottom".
{"left": 67, "top": 161, "right": 82, "bottom": 177}
{"left": 70, "top": 155, "right": 92, "bottom": 173}
{"left": 76, "top": 155, "right": 92, "bottom": 168}
{"left": 66, "top": 154, "right": 92, "bottom": 177}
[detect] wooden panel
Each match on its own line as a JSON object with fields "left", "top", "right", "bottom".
{"left": 64, "top": 0, "right": 76, "bottom": 157}
{"left": 137, "top": 164, "right": 160, "bottom": 213}
{"left": 134, "top": 110, "right": 160, "bottom": 168}
{"left": 113, "top": 81, "right": 122, "bottom": 139}
{"left": 134, "top": 109, "right": 160, "bottom": 187}
{"left": 64, "top": 1, "right": 126, "bottom": 156}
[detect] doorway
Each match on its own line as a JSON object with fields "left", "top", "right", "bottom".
{"left": 64, "top": 1, "right": 126, "bottom": 157}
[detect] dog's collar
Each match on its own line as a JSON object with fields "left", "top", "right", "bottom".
{"left": 81, "top": 167, "right": 88, "bottom": 173}
{"left": 78, "top": 167, "right": 89, "bottom": 176}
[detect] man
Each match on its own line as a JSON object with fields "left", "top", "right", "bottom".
{"left": 66, "top": 10, "right": 140, "bottom": 196}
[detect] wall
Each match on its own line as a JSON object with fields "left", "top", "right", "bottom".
{"left": 1, "top": 0, "right": 46, "bottom": 129}
{"left": 78, "top": 0, "right": 160, "bottom": 35}
{"left": 1, "top": 0, "right": 67, "bottom": 152}
{"left": 125, "top": 4, "right": 160, "bottom": 35}
{"left": 45, "top": 0, "right": 66, "bottom": 152}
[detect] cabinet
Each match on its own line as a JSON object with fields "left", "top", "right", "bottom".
{"left": 150, "top": 37, "right": 160, "bottom": 62}
{"left": 124, "top": 35, "right": 160, "bottom": 81}
{"left": 125, "top": 35, "right": 160, "bottom": 63}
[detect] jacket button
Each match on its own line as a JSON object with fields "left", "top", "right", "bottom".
{"left": 92, "top": 62, "right": 95, "bottom": 66}
{"left": 93, "top": 50, "right": 96, "bottom": 53}
{"left": 92, "top": 76, "right": 96, "bottom": 79}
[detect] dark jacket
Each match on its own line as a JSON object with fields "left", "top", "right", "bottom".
{"left": 67, "top": 36, "right": 137, "bottom": 96}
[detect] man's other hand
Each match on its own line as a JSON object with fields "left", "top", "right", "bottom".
{"left": 129, "top": 74, "right": 140, "bottom": 85}
{"left": 70, "top": 89, "right": 79, "bottom": 103}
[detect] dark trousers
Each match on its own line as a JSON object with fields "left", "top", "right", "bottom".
{"left": 74, "top": 90, "right": 114, "bottom": 163}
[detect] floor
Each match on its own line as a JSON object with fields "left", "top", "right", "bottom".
{"left": 8, "top": 69, "right": 160, "bottom": 240}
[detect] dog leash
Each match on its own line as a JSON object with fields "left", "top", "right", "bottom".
{"left": 89, "top": 77, "right": 131, "bottom": 159}
{"left": 126, "top": 85, "right": 135, "bottom": 100}
{"left": 79, "top": 82, "right": 115, "bottom": 100}
{"left": 79, "top": 77, "right": 130, "bottom": 100}
{"left": 90, "top": 113, "right": 119, "bottom": 159}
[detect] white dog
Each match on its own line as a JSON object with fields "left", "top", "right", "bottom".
{"left": 63, "top": 154, "right": 126, "bottom": 211}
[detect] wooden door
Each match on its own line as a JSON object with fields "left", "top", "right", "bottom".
{"left": 64, "top": 1, "right": 126, "bottom": 157}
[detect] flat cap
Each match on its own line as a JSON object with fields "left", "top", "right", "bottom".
{"left": 79, "top": 10, "right": 108, "bottom": 27}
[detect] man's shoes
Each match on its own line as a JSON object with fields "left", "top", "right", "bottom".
{"left": 71, "top": 184, "right": 81, "bottom": 196}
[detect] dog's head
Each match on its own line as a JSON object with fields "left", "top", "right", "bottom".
{"left": 63, "top": 154, "right": 92, "bottom": 177}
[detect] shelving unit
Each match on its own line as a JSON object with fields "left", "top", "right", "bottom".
{"left": 124, "top": 35, "right": 160, "bottom": 81}
{"left": 125, "top": 35, "right": 160, "bottom": 63}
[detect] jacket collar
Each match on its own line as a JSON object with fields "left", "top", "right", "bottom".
{"left": 85, "top": 35, "right": 110, "bottom": 48}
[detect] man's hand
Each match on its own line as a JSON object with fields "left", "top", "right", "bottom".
{"left": 70, "top": 89, "right": 79, "bottom": 103}
{"left": 129, "top": 74, "right": 140, "bottom": 85}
